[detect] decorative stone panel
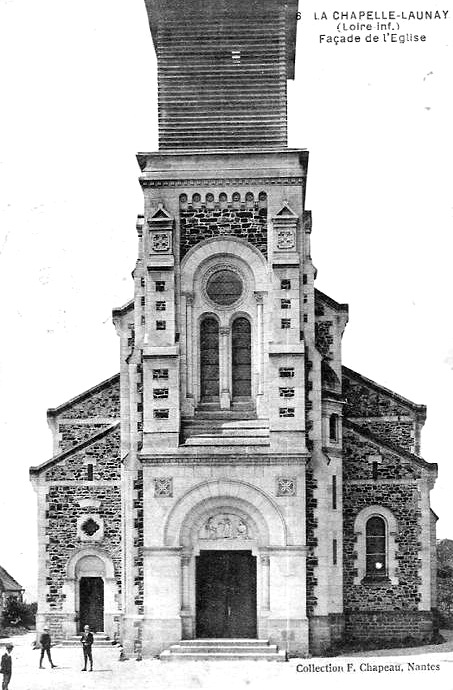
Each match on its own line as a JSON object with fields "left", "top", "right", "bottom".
{"left": 277, "top": 477, "right": 297, "bottom": 496}
{"left": 154, "top": 477, "right": 173, "bottom": 497}
{"left": 77, "top": 514, "right": 104, "bottom": 543}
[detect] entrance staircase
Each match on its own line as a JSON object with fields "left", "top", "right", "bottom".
{"left": 181, "top": 414, "right": 270, "bottom": 447}
{"left": 160, "top": 639, "right": 287, "bottom": 661}
{"left": 57, "top": 633, "right": 115, "bottom": 647}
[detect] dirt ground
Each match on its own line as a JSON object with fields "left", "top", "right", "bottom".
{"left": 1, "top": 631, "right": 453, "bottom": 690}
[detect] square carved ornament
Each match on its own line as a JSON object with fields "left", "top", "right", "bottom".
{"left": 154, "top": 477, "right": 173, "bottom": 497}
{"left": 277, "top": 477, "right": 297, "bottom": 497}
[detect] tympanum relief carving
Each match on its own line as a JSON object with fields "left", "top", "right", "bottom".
{"left": 199, "top": 514, "right": 251, "bottom": 540}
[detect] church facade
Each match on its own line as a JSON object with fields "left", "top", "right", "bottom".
{"left": 30, "top": 0, "right": 438, "bottom": 657}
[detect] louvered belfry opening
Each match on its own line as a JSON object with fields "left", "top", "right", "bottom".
{"left": 145, "top": 0, "right": 298, "bottom": 151}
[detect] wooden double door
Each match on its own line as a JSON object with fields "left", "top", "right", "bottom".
{"left": 196, "top": 551, "right": 257, "bottom": 638}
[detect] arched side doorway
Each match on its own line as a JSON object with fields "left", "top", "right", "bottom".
{"left": 200, "top": 317, "right": 219, "bottom": 401}
{"left": 62, "top": 549, "right": 120, "bottom": 639}
{"left": 231, "top": 317, "right": 251, "bottom": 400}
{"left": 75, "top": 555, "right": 105, "bottom": 632}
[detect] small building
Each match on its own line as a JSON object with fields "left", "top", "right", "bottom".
{"left": 0, "top": 566, "right": 24, "bottom": 612}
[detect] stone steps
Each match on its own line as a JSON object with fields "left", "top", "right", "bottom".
{"left": 184, "top": 436, "right": 269, "bottom": 446}
{"left": 182, "top": 417, "right": 270, "bottom": 446}
{"left": 183, "top": 418, "right": 269, "bottom": 429}
{"left": 160, "top": 639, "right": 287, "bottom": 662}
{"left": 193, "top": 410, "right": 257, "bottom": 420}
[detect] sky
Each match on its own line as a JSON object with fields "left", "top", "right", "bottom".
{"left": 0, "top": 0, "right": 452, "bottom": 600}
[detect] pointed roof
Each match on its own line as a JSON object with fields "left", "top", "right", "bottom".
{"left": 47, "top": 373, "right": 120, "bottom": 419}
{"left": 343, "top": 365, "right": 426, "bottom": 420}
{"left": 344, "top": 419, "right": 437, "bottom": 474}
{"left": 29, "top": 423, "right": 120, "bottom": 476}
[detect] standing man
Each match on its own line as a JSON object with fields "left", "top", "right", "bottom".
{"left": 39, "top": 625, "right": 56, "bottom": 669}
{"left": 0, "top": 644, "right": 13, "bottom": 690}
{"left": 80, "top": 625, "right": 94, "bottom": 672}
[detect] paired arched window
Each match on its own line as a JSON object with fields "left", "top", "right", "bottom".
{"left": 200, "top": 316, "right": 251, "bottom": 402}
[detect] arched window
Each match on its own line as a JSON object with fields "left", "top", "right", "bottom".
{"left": 329, "top": 414, "right": 339, "bottom": 442}
{"left": 200, "top": 318, "right": 219, "bottom": 400}
{"left": 365, "top": 516, "right": 386, "bottom": 578}
{"left": 231, "top": 317, "right": 251, "bottom": 399}
{"left": 353, "top": 506, "right": 398, "bottom": 584}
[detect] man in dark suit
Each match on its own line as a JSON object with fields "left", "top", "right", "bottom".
{"left": 0, "top": 643, "right": 13, "bottom": 690}
{"left": 39, "top": 626, "right": 56, "bottom": 669}
{"left": 80, "top": 625, "right": 94, "bottom": 671}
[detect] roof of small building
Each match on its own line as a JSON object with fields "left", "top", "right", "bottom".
{"left": 0, "top": 565, "right": 24, "bottom": 593}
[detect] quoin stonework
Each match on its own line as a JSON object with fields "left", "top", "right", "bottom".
{"left": 30, "top": 0, "right": 438, "bottom": 658}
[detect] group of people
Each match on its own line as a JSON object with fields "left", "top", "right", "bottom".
{"left": 0, "top": 624, "right": 95, "bottom": 689}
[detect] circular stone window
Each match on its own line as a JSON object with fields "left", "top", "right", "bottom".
{"left": 206, "top": 269, "right": 243, "bottom": 306}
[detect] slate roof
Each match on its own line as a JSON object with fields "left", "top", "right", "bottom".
{"left": 0, "top": 565, "right": 24, "bottom": 593}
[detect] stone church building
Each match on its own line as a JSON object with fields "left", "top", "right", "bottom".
{"left": 30, "top": 0, "right": 438, "bottom": 658}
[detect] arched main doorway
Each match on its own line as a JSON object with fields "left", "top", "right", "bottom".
{"left": 200, "top": 317, "right": 219, "bottom": 401}
{"left": 196, "top": 550, "right": 257, "bottom": 638}
{"left": 231, "top": 317, "right": 251, "bottom": 399}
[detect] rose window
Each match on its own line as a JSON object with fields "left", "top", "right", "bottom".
{"left": 206, "top": 270, "right": 243, "bottom": 306}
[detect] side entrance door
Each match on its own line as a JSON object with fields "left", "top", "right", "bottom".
{"left": 79, "top": 577, "right": 104, "bottom": 632}
{"left": 196, "top": 551, "right": 257, "bottom": 638}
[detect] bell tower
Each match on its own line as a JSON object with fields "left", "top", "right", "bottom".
{"left": 145, "top": 0, "right": 298, "bottom": 149}
{"left": 113, "top": 0, "right": 345, "bottom": 659}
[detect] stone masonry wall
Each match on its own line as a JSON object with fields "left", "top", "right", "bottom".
{"left": 46, "top": 428, "right": 121, "bottom": 482}
{"left": 353, "top": 420, "right": 414, "bottom": 453}
{"left": 315, "top": 321, "right": 333, "bottom": 359}
{"left": 344, "top": 610, "right": 433, "bottom": 643}
{"left": 343, "top": 428, "right": 421, "bottom": 482}
{"left": 305, "top": 465, "right": 318, "bottom": 615}
{"left": 59, "top": 424, "right": 112, "bottom": 452}
{"left": 55, "top": 377, "right": 120, "bottom": 420}
{"left": 179, "top": 197, "right": 267, "bottom": 258}
{"left": 343, "top": 374, "right": 412, "bottom": 418}
{"left": 342, "top": 371, "right": 419, "bottom": 453}
{"left": 45, "top": 484, "right": 122, "bottom": 608}
{"left": 343, "top": 428, "right": 422, "bottom": 613}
